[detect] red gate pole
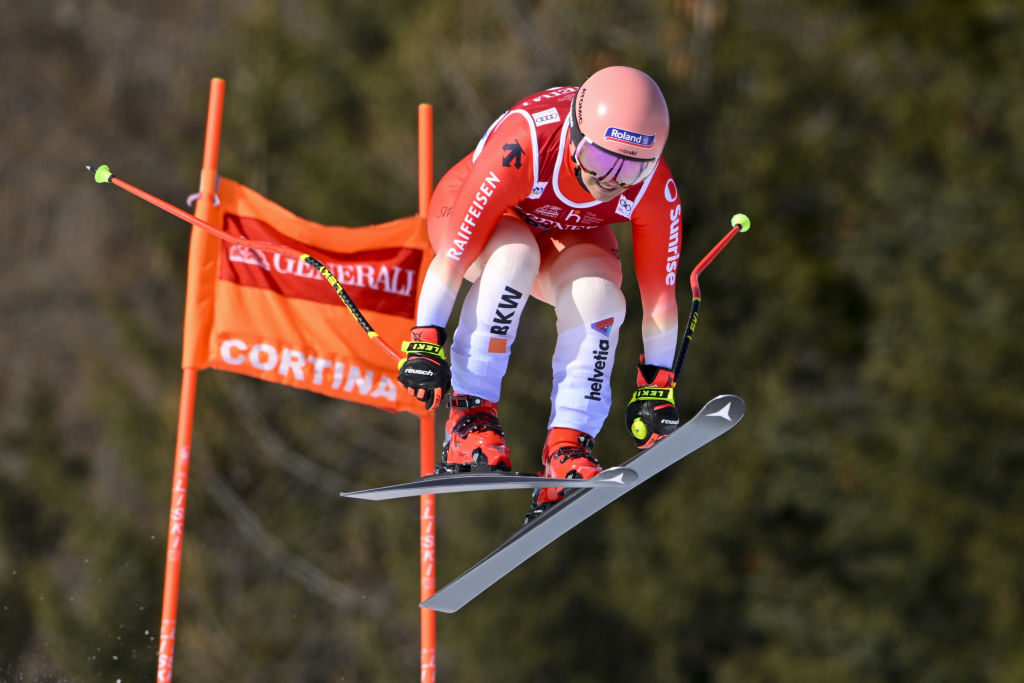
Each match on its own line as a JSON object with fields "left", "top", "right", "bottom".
{"left": 417, "top": 102, "right": 438, "bottom": 683}
{"left": 156, "top": 77, "right": 225, "bottom": 682}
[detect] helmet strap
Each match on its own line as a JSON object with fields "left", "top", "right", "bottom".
{"left": 564, "top": 129, "right": 591, "bottom": 193}
{"left": 572, "top": 163, "right": 590, "bottom": 193}
{"left": 560, "top": 111, "right": 589, "bottom": 193}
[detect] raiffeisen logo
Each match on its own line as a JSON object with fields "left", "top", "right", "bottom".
{"left": 604, "top": 127, "right": 656, "bottom": 148}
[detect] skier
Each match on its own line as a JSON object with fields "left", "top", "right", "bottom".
{"left": 397, "top": 65, "right": 683, "bottom": 518}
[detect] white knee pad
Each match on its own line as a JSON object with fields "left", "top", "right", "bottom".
{"left": 450, "top": 219, "right": 541, "bottom": 401}
{"left": 545, "top": 246, "right": 626, "bottom": 436}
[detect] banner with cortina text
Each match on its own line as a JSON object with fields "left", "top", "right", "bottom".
{"left": 182, "top": 177, "right": 431, "bottom": 414}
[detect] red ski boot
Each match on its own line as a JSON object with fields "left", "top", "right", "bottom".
{"left": 437, "top": 394, "right": 512, "bottom": 473}
{"left": 526, "top": 428, "right": 602, "bottom": 521}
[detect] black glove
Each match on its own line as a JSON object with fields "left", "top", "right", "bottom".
{"left": 397, "top": 326, "right": 451, "bottom": 410}
{"left": 624, "top": 362, "right": 680, "bottom": 448}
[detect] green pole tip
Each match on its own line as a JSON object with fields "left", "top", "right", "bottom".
{"left": 92, "top": 164, "right": 113, "bottom": 184}
{"left": 630, "top": 418, "right": 649, "bottom": 441}
{"left": 731, "top": 213, "right": 751, "bottom": 232}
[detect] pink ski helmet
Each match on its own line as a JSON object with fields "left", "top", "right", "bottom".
{"left": 569, "top": 66, "right": 669, "bottom": 188}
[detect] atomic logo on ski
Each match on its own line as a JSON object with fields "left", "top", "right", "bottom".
{"left": 706, "top": 403, "right": 734, "bottom": 421}
{"left": 598, "top": 470, "right": 631, "bottom": 484}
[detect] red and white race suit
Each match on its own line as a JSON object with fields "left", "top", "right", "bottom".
{"left": 418, "top": 86, "right": 682, "bottom": 437}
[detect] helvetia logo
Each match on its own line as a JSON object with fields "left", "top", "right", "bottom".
{"left": 590, "top": 317, "right": 614, "bottom": 337}
{"left": 584, "top": 338, "right": 611, "bottom": 402}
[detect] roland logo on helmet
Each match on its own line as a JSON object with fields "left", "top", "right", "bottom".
{"left": 604, "top": 127, "right": 656, "bottom": 148}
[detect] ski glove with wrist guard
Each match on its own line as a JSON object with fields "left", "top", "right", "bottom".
{"left": 397, "top": 326, "right": 451, "bottom": 410}
{"left": 625, "top": 362, "right": 680, "bottom": 448}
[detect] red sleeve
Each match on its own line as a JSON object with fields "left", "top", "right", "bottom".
{"left": 629, "top": 162, "right": 683, "bottom": 367}
{"left": 431, "top": 111, "right": 537, "bottom": 284}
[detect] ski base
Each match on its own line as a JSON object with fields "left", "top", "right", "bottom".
{"left": 420, "top": 394, "right": 745, "bottom": 613}
{"left": 340, "top": 466, "right": 638, "bottom": 501}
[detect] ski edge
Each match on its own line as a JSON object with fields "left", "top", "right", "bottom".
{"left": 339, "top": 466, "right": 638, "bottom": 501}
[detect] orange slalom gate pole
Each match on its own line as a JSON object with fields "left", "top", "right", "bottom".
{"left": 417, "top": 103, "right": 438, "bottom": 683}
{"left": 156, "top": 77, "right": 225, "bottom": 682}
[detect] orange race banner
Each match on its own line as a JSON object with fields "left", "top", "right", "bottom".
{"left": 182, "top": 177, "right": 432, "bottom": 413}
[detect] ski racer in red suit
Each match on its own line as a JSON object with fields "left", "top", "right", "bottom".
{"left": 398, "top": 66, "right": 683, "bottom": 519}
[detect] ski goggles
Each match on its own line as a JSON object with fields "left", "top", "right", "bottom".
{"left": 569, "top": 123, "right": 659, "bottom": 189}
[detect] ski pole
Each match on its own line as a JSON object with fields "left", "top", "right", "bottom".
{"left": 672, "top": 213, "right": 750, "bottom": 379}
{"left": 85, "top": 164, "right": 402, "bottom": 364}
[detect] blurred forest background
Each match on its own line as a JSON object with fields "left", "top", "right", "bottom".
{"left": 3, "top": 0, "right": 1023, "bottom": 681}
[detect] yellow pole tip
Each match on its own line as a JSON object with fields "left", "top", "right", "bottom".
{"left": 90, "top": 164, "right": 113, "bottom": 183}
{"left": 731, "top": 213, "right": 751, "bottom": 232}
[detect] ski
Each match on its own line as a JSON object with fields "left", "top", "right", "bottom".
{"left": 340, "top": 467, "right": 638, "bottom": 501}
{"left": 420, "top": 394, "right": 745, "bottom": 613}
